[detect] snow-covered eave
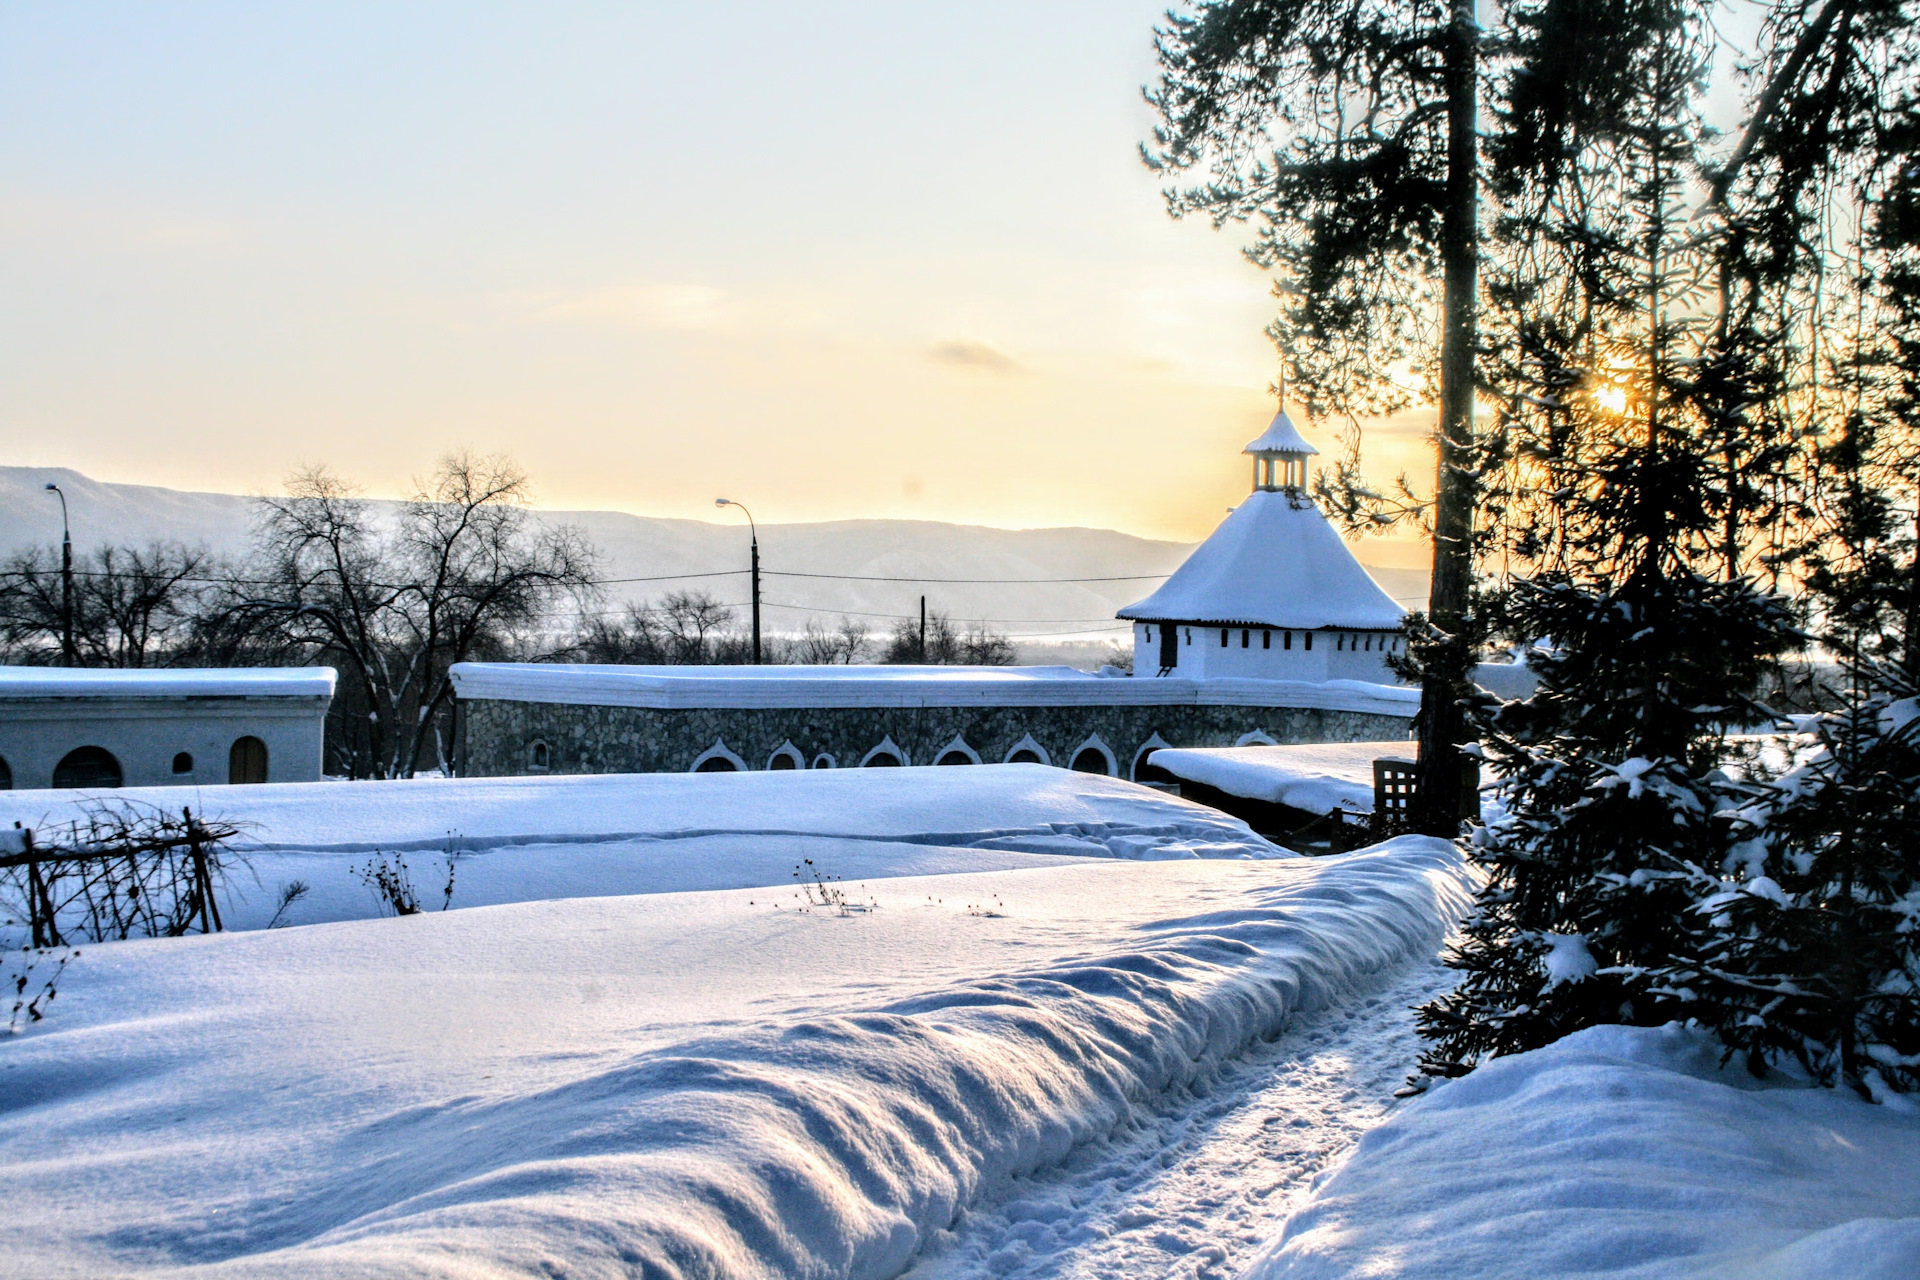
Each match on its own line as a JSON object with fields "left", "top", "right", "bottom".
{"left": 0, "top": 666, "right": 338, "bottom": 701}
{"left": 1113, "top": 609, "right": 1407, "bottom": 631}
{"left": 450, "top": 663, "right": 1420, "bottom": 718}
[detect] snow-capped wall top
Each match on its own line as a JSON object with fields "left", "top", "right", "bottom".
{"left": 1116, "top": 490, "right": 1407, "bottom": 629}
{"left": 1243, "top": 409, "right": 1319, "bottom": 456}
{"left": 449, "top": 661, "right": 1420, "bottom": 717}
{"left": 0, "top": 666, "right": 337, "bottom": 700}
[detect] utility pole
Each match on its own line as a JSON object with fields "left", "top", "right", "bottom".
{"left": 44, "top": 483, "right": 74, "bottom": 666}
{"left": 715, "top": 498, "right": 762, "bottom": 664}
{"left": 919, "top": 595, "right": 927, "bottom": 662}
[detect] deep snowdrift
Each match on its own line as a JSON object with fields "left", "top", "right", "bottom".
{"left": 1244, "top": 1023, "right": 1920, "bottom": 1280}
{"left": 0, "top": 766, "right": 1282, "bottom": 933}
{"left": 0, "top": 838, "right": 1473, "bottom": 1280}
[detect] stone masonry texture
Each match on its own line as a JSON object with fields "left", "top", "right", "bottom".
{"left": 459, "top": 699, "right": 1413, "bottom": 779}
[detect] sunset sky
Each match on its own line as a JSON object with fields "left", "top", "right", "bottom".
{"left": 0, "top": 1, "right": 1437, "bottom": 554}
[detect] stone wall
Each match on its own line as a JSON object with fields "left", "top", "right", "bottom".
{"left": 459, "top": 698, "right": 1414, "bottom": 779}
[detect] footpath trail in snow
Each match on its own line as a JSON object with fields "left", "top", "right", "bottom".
{"left": 908, "top": 954, "right": 1455, "bottom": 1279}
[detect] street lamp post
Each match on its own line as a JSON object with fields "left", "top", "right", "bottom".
{"left": 715, "top": 498, "right": 761, "bottom": 664}
{"left": 43, "top": 483, "right": 74, "bottom": 666}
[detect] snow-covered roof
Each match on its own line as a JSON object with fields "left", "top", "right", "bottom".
{"left": 0, "top": 666, "right": 337, "bottom": 700}
{"left": 1243, "top": 409, "right": 1318, "bottom": 456}
{"left": 450, "top": 662, "right": 1419, "bottom": 718}
{"left": 1147, "top": 741, "right": 1414, "bottom": 815}
{"left": 1117, "top": 490, "right": 1406, "bottom": 629}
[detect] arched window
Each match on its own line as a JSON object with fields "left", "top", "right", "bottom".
{"left": 1070, "top": 749, "right": 1113, "bottom": 775}
{"left": 1262, "top": 630, "right": 1271, "bottom": 649}
{"left": 862, "top": 748, "right": 903, "bottom": 767}
{"left": 1240, "top": 629, "right": 1250, "bottom": 648}
{"left": 528, "top": 740, "right": 551, "bottom": 771}
{"left": 54, "top": 746, "right": 123, "bottom": 789}
{"left": 811, "top": 753, "right": 837, "bottom": 769}
{"left": 1130, "top": 732, "right": 1172, "bottom": 782}
{"left": 229, "top": 736, "right": 269, "bottom": 785}
{"left": 1304, "top": 631, "right": 1312, "bottom": 650}
{"left": 1003, "top": 734, "right": 1051, "bottom": 766}
{"left": 0, "top": 755, "right": 12, "bottom": 790}
{"left": 1284, "top": 630, "right": 1293, "bottom": 650}
{"left": 933, "top": 735, "right": 980, "bottom": 766}
{"left": 690, "top": 739, "right": 746, "bottom": 773}
{"left": 766, "top": 742, "right": 805, "bottom": 771}
{"left": 1219, "top": 628, "right": 1229, "bottom": 647}
{"left": 172, "top": 752, "right": 194, "bottom": 774}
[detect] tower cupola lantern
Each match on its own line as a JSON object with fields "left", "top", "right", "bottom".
{"left": 1242, "top": 404, "right": 1317, "bottom": 493}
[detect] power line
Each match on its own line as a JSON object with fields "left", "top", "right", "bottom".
{"left": 762, "top": 570, "right": 1173, "bottom": 584}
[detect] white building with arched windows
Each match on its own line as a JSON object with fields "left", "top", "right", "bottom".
{"left": 1118, "top": 408, "right": 1407, "bottom": 683}
{"left": 0, "top": 667, "right": 335, "bottom": 791}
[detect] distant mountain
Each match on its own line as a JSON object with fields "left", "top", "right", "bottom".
{"left": 0, "top": 467, "right": 1429, "bottom": 647}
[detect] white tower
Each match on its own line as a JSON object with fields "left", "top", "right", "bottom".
{"left": 1118, "top": 405, "right": 1406, "bottom": 683}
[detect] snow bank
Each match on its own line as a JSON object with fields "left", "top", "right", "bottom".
{"left": 0, "top": 838, "right": 1474, "bottom": 1280}
{"left": 1148, "top": 741, "right": 1410, "bottom": 815}
{"left": 0, "top": 767, "right": 1287, "bottom": 933}
{"left": 1245, "top": 1023, "right": 1920, "bottom": 1280}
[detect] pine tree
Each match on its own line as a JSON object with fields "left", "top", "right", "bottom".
{"left": 1664, "top": 86, "right": 1920, "bottom": 1096}
{"left": 1145, "top": 0, "right": 1484, "bottom": 833}
{"left": 1418, "top": 4, "right": 1802, "bottom": 1074}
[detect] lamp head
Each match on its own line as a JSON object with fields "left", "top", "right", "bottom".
{"left": 44, "top": 483, "right": 58, "bottom": 493}
{"left": 714, "top": 498, "right": 730, "bottom": 507}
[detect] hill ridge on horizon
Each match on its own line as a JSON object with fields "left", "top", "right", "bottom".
{"left": 0, "top": 466, "right": 1430, "bottom": 645}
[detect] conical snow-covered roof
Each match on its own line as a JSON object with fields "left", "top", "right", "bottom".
{"left": 1243, "top": 408, "right": 1318, "bottom": 456}
{"left": 1117, "top": 490, "right": 1405, "bottom": 630}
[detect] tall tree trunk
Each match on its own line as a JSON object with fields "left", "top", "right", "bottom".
{"left": 1417, "top": 0, "right": 1481, "bottom": 834}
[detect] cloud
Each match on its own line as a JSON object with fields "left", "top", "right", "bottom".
{"left": 540, "top": 282, "right": 733, "bottom": 331}
{"left": 927, "top": 339, "right": 1023, "bottom": 373}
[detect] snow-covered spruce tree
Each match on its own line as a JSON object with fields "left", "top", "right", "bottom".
{"left": 1417, "top": 4, "right": 1804, "bottom": 1076}
{"left": 1669, "top": 87, "right": 1920, "bottom": 1094}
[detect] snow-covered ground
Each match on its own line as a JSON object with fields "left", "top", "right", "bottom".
{"left": 8, "top": 767, "right": 1911, "bottom": 1280}
{"left": 1247, "top": 1023, "right": 1920, "bottom": 1280}
{"left": 1147, "top": 742, "right": 1410, "bottom": 816}
{"left": 0, "top": 806, "right": 1472, "bottom": 1279}
{"left": 0, "top": 766, "right": 1280, "bottom": 934}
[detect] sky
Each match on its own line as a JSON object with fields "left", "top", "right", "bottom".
{"left": 0, "top": 1, "right": 1438, "bottom": 553}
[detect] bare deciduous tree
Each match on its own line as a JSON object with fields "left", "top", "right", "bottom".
{"left": 237, "top": 452, "right": 596, "bottom": 778}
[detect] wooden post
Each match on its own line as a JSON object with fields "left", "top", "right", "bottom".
{"left": 185, "top": 807, "right": 221, "bottom": 934}
{"left": 23, "top": 827, "right": 62, "bottom": 949}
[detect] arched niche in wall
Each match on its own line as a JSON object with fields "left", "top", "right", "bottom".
{"left": 690, "top": 739, "right": 747, "bottom": 773}
{"left": 860, "top": 737, "right": 908, "bottom": 767}
{"left": 811, "top": 753, "right": 837, "bottom": 770}
{"left": 527, "top": 739, "right": 552, "bottom": 772}
{"left": 54, "top": 746, "right": 123, "bottom": 789}
{"left": 932, "top": 735, "right": 981, "bottom": 766}
{"left": 1068, "top": 734, "right": 1117, "bottom": 776}
{"left": 1234, "top": 730, "right": 1279, "bottom": 747}
{"left": 1002, "top": 734, "right": 1050, "bottom": 766}
{"left": 1130, "top": 732, "right": 1175, "bottom": 784}
{"left": 766, "top": 741, "right": 805, "bottom": 771}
